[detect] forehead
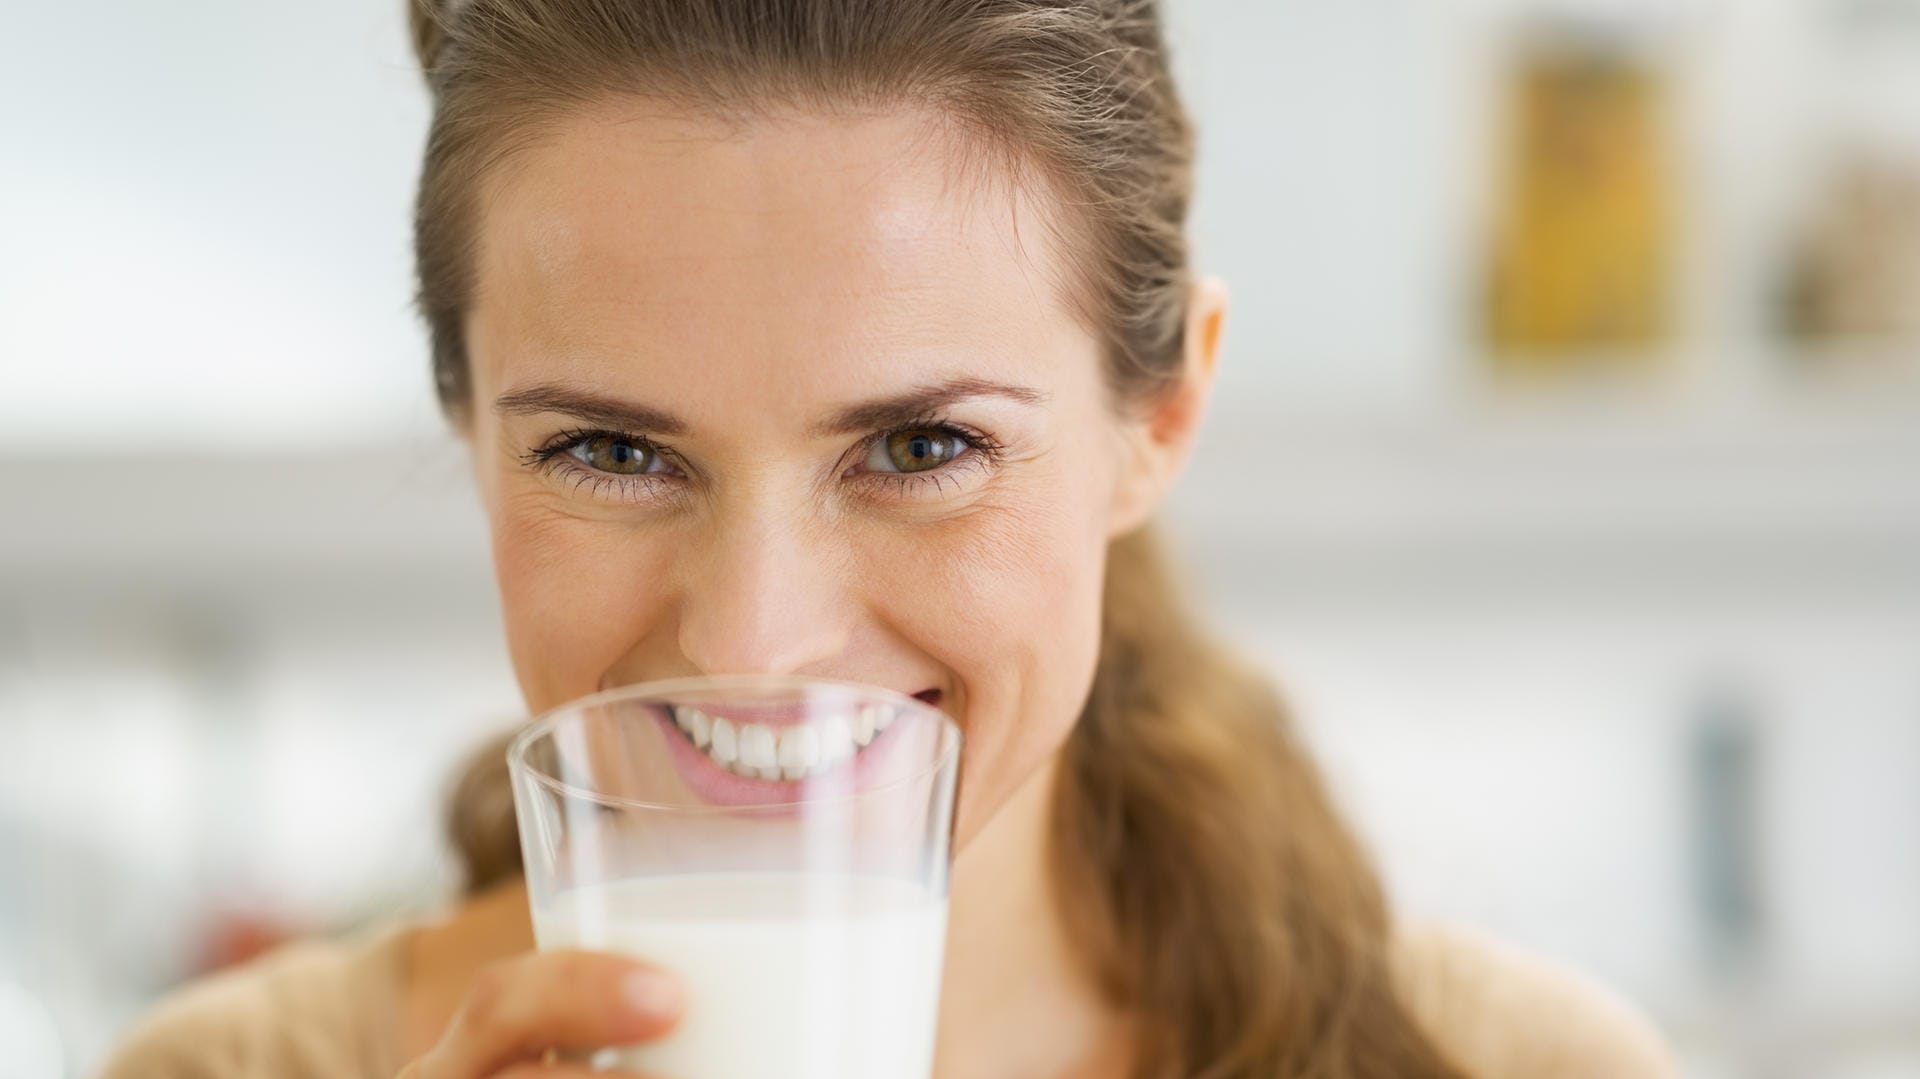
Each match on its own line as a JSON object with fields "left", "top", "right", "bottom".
{"left": 468, "top": 100, "right": 1090, "bottom": 406}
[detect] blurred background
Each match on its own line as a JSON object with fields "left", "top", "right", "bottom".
{"left": 4, "top": 0, "right": 1918, "bottom": 1075}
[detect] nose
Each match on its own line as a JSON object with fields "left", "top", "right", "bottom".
{"left": 674, "top": 503, "right": 853, "bottom": 678}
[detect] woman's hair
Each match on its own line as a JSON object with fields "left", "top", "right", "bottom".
{"left": 409, "top": 2, "right": 1467, "bottom": 1076}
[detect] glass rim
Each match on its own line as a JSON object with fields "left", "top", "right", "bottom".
{"left": 506, "top": 674, "right": 963, "bottom": 814}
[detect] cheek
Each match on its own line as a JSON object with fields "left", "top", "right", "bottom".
{"left": 870, "top": 455, "right": 1113, "bottom": 832}
{"left": 490, "top": 493, "right": 676, "bottom": 712}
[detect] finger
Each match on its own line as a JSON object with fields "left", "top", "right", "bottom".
{"left": 411, "top": 949, "right": 684, "bottom": 1079}
{"left": 492, "top": 1066, "right": 667, "bottom": 1079}
{"left": 398, "top": 1049, "right": 666, "bottom": 1079}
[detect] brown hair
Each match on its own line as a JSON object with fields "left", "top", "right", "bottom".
{"left": 410, "top": 2, "right": 1467, "bottom": 1076}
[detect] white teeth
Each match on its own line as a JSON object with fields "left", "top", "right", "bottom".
{"left": 778, "top": 725, "right": 821, "bottom": 780}
{"left": 708, "top": 717, "right": 738, "bottom": 766}
{"left": 819, "top": 714, "right": 855, "bottom": 763}
{"left": 738, "top": 723, "right": 778, "bottom": 771}
{"left": 678, "top": 705, "right": 904, "bottom": 780}
{"left": 683, "top": 707, "right": 712, "bottom": 749}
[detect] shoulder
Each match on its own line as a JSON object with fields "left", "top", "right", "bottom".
{"left": 94, "top": 927, "right": 408, "bottom": 1079}
{"left": 1390, "top": 920, "right": 1680, "bottom": 1079}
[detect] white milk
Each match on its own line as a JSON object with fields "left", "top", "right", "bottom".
{"left": 533, "top": 872, "right": 948, "bottom": 1078}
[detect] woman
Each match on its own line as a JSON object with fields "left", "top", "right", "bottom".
{"left": 100, "top": 1, "right": 1678, "bottom": 1076}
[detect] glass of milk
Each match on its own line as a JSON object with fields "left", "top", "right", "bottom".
{"left": 507, "top": 675, "right": 962, "bottom": 1078}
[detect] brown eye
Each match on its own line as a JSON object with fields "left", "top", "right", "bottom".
{"left": 874, "top": 429, "right": 962, "bottom": 474}
{"left": 570, "top": 436, "right": 654, "bottom": 475}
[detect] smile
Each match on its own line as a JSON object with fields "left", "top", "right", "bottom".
{"left": 667, "top": 702, "right": 900, "bottom": 781}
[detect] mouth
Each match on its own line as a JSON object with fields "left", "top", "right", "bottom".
{"left": 665, "top": 688, "right": 945, "bottom": 783}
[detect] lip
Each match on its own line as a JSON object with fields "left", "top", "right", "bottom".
{"left": 651, "top": 701, "right": 929, "bottom": 809}
{"left": 668, "top": 687, "right": 941, "bottom": 730}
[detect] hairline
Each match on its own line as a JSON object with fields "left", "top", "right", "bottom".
{"left": 440, "top": 87, "right": 1117, "bottom": 419}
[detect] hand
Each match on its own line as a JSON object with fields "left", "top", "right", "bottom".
{"left": 397, "top": 949, "right": 685, "bottom": 1078}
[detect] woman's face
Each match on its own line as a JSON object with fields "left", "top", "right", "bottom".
{"left": 461, "top": 102, "right": 1214, "bottom": 844}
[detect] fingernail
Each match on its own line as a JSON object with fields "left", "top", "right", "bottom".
{"left": 623, "top": 970, "right": 682, "bottom": 1016}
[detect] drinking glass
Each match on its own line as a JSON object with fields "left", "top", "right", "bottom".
{"left": 508, "top": 675, "right": 963, "bottom": 1078}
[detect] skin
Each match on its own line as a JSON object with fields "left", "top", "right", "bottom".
{"left": 398, "top": 100, "right": 1226, "bottom": 1079}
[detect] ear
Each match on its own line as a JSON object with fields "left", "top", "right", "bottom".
{"left": 1107, "top": 274, "right": 1228, "bottom": 537}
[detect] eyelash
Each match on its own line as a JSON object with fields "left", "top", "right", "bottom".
{"left": 519, "top": 417, "right": 1005, "bottom": 505}
{"left": 518, "top": 427, "right": 677, "bottom": 504}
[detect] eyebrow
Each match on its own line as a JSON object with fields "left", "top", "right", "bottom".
{"left": 810, "top": 377, "right": 1048, "bottom": 437}
{"left": 491, "top": 376, "right": 1047, "bottom": 438}
{"left": 493, "top": 383, "right": 689, "bottom": 435}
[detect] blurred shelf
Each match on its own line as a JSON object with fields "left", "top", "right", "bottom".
{"left": 0, "top": 440, "right": 493, "bottom": 602}
{"left": 1169, "top": 392, "right": 1920, "bottom": 606}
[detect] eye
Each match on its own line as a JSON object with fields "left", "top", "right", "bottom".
{"left": 567, "top": 435, "right": 667, "bottom": 475}
{"left": 865, "top": 428, "right": 965, "bottom": 474}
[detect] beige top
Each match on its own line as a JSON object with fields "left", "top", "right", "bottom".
{"left": 95, "top": 925, "right": 412, "bottom": 1079}
{"left": 94, "top": 920, "right": 1679, "bottom": 1078}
